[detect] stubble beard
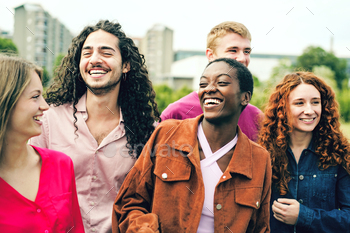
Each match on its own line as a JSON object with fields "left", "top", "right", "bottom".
{"left": 85, "top": 75, "right": 122, "bottom": 96}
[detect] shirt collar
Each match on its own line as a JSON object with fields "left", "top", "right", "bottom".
{"left": 71, "top": 93, "right": 124, "bottom": 124}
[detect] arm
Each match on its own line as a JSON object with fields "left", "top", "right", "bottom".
{"left": 69, "top": 159, "right": 85, "bottom": 233}
{"left": 296, "top": 166, "right": 350, "bottom": 233}
{"left": 255, "top": 152, "right": 272, "bottom": 233}
{"left": 112, "top": 141, "right": 159, "bottom": 233}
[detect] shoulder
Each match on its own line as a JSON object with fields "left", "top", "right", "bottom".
{"left": 239, "top": 130, "right": 270, "bottom": 159}
{"left": 161, "top": 92, "right": 201, "bottom": 120}
{"left": 43, "top": 103, "right": 73, "bottom": 119}
{"left": 32, "top": 145, "right": 73, "bottom": 168}
{"left": 244, "top": 104, "right": 263, "bottom": 114}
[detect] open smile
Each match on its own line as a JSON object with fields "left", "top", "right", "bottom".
{"left": 299, "top": 117, "right": 316, "bottom": 123}
{"left": 204, "top": 98, "right": 223, "bottom": 107}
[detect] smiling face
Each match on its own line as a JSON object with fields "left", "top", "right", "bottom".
{"left": 288, "top": 83, "right": 322, "bottom": 134}
{"left": 7, "top": 71, "right": 49, "bottom": 140}
{"left": 79, "top": 29, "right": 130, "bottom": 95}
{"left": 206, "top": 32, "right": 251, "bottom": 67}
{"left": 198, "top": 61, "right": 247, "bottom": 124}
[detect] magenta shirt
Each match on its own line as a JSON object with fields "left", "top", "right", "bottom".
{"left": 160, "top": 91, "right": 263, "bottom": 141}
{"left": 0, "top": 146, "right": 84, "bottom": 233}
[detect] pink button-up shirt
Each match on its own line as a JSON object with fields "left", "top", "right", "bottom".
{"left": 30, "top": 94, "right": 136, "bottom": 233}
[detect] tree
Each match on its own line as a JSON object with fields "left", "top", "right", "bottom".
{"left": 296, "top": 46, "right": 348, "bottom": 90}
{"left": 42, "top": 67, "right": 51, "bottom": 88}
{"left": 0, "top": 37, "right": 18, "bottom": 54}
{"left": 154, "top": 84, "right": 192, "bottom": 114}
{"left": 268, "top": 58, "right": 294, "bottom": 86}
{"left": 53, "top": 53, "right": 65, "bottom": 75}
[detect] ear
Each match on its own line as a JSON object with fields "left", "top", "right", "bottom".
{"left": 206, "top": 48, "right": 215, "bottom": 62}
{"left": 122, "top": 62, "right": 130, "bottom": 73}
{"left": 240, "top": 91, "right": 251, "bottom": 107}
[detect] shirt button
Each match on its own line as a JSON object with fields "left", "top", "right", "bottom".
{"left": 335, "top": 174, "right": 337, "bottom": 177}
{"left": 313, "top": 174, "right": 317, "bottom": 178}
{"left": 90, "top": 202, "right": 95, "bottom": 206}
{"left": 256, "top": 201, "right": 260, "bottom": 208}
{"left": 162, "top": 173, "right": 168, "bottom": 179}
{"left": 299, "top": 199, "right": 303, "bottom": 204}
{"left": 299, "top": 175, "right": 304, "bottom": 180}
{"left": 216, "top": 204, "right": 222, "bottom": 210}
{"left": 37, "top": 208, "right": 41, "bottom": 213}
{"left": 222, "top": 176, "right": 226, "bottom": 179}
{"left": 92, "top": 176, "right": 97, "bottom": 180}
{"left": 91, "top": 228, "right": 96, "bottom": 232}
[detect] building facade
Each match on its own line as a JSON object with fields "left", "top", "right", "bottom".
{"left": 13, "top": 3, "right": 73, "bottom": 76}
{"left": 140, "top": 24, "right": 173, "bottom": 84}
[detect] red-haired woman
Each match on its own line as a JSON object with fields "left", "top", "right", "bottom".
{"left": 259, "top": 72, "right": 350, "bottom": 233}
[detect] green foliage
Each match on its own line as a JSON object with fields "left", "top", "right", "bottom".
{"left": 312, "top": 65, "right": 337, "bottom": 91}
{"left": 154, "top": 84, "right": 193, "bottom": 114}
{"left": 42, "top": 67, "right": 51, "bottom": 88}
{"left": 53, "top": 53, "right": 65, "bottom": 75}
{"left": 296, "top": 46, "right": 348, "bottom": 90}
{"left": 338, "top": 88, "right": 350, "bottom": 122}
{"left": 0, "top": 37, "right": 18, "bottom": 54}
{"left": 253, "top": 75, "right": 261, "bottom": 87}
{"left": 268, "top": 58, "right": 294, "bottom": 87}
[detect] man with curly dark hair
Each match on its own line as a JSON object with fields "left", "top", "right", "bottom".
{"left": 30, "top": 20, "right": 160, "bottom": 233}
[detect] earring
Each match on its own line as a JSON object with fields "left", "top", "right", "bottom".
{"left": 123, "top": 73, "right": 127, "bottom": 81}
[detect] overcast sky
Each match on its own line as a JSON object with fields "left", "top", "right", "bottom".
{"left": 1, "top": 0, "right": 349, "bottom": 57}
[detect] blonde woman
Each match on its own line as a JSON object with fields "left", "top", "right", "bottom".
{"left": 0, "top": 55, "right": 84, "bottom": 232}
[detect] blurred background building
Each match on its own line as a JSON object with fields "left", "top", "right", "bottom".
{"left": 13, "top": 3, "right": 73, "bottom": 76}
{"left": 139, "top": 24, "right": 173, "bottom": 85}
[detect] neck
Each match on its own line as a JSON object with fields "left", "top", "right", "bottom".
{"left": 86, "top": 87, "right": 120, "bottom": 120}
{"left": 1, "top": 134, "right": 31, "bottom": 169}
{"left": 289, "top": 130, "right": 313, "bottom": 150}
{"left": 201, "top": 118, "right": 238, "bottom": 152}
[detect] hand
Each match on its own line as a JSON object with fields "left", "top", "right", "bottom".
{"left": 272, "top": 198, "right": 300, "bottom": 225}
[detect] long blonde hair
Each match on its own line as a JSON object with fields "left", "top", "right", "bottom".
{"left": 0, "top": 55, "right": 42, "bottom": 157}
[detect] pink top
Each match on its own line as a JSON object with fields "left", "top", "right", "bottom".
{"left": 197, "top": 123, "right": 238, "bottom": 233}
{"left": 160, "top": 91, "right": 263, "bottom": 142}
{"left": 0, "top": 146, "right": 84, "bottom": 233}
{"left": 29, "top": 94, "right": 136, "bottom": 233}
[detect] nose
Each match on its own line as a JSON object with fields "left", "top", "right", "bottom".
{"left": 204, "top": 83, "right": 217, "bottom": 93}
{"left": 235, "top": 51, "right": 246, "bottom": 65}
{"left": 89, "top": 51, "right": 102, "bottom": 65}
{"left": 304, "top": 103, "right": 315, "bottom": 115}
{"left": 40, "top": 96, "right": 49, "bottom": 112}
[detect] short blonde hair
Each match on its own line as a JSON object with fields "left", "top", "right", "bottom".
{"left": 0, "top": 55, "right": 42, "bottom": 156}
{"left": 207, "top": 21, "right": 252, "bottom": 52}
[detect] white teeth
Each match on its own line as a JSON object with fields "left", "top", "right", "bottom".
{"left": 204, "top": 99, "right": 221, "bottom": 105}
{"left": 34, "top": 116, "right": 42, "bottom": 121}
{"left": 89, "top": 70, "right": 107, "bottom": 75}
{"left": 301, "top": 118, "right": 313, "bottom": 122}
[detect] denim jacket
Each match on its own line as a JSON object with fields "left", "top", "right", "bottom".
{"left": 270, "top": 141, "right": 350, "bottom": 233}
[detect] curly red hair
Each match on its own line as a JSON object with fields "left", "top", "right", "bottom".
{"left": 258, "top": 72, "right": 350, "bottom": 195}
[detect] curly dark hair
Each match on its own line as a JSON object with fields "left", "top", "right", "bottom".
{"left": 45, "top": 20, "right": 160, "bottom": 158}
{"left": 258, "top": 72, "right": 350, "bottom": 195}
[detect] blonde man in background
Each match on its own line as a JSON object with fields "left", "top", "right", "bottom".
{"left": 161, "top": 21, "right": 262, "bottom": 141}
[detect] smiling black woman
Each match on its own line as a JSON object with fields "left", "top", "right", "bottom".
{"left": 113, "top": 58, "right": 272, "bottom": 233}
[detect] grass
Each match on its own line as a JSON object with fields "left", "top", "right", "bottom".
{"left": 340, "top": 120, "right": 350, "bottom": 140}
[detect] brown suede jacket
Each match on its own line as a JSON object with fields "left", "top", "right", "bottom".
{"left": 112, "top": 115, "right": 272, "bottom": 233}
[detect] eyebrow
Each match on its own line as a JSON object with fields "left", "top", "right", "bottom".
{"left": 82, "top": 46, "right": 116, "bottom": 52}
{"left": 227, "top": 46, "right": 252, "bottom": 50}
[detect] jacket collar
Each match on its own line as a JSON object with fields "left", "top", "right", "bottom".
{"left": 163, "top": 114, "right": 253, "bottom": 179}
